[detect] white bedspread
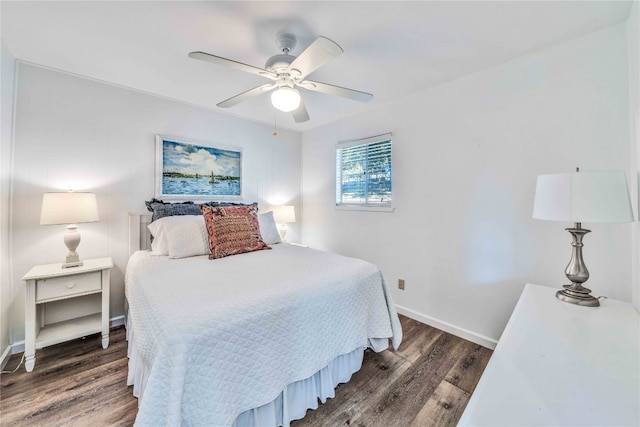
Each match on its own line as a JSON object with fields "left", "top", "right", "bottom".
{"left": 125, "top": 244, "right": 402, "bottom": 426}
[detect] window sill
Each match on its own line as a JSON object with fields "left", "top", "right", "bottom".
{"left": 336, "top": 205, "right": 395, "bottom": 213}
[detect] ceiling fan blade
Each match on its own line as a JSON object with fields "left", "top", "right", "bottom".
{"left": 188, "top": 51, "right": 277, "bottom": 80}
{"left": 299, "top": 80, "right": 373, "bottom": 103}
{"left": 217, "top": 83, "right": 277, "bottom": 108}
{"left": 292, "top": 99, "right": 310, "bottom": 123}
{"left": 287, "top": 37, "right": 343, "bottom": 78}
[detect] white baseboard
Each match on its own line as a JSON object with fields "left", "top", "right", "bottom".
{"left": 1, "top": 344, "right": 12, "bottom": 371}
{"left": 395, "top": 304, "right": 498, "bottom": 350}
{"left": 2, "top": 314, "right": 127, "bottom": 363}
{"left": 110, "top": 315, "right": 125, "bottom": 328}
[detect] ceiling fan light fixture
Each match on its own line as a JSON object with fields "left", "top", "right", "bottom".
{"left": 271, "top": 87, "right": 301, "bottom": 112}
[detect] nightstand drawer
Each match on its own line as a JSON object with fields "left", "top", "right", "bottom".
{"left": 36, "top": 271, "right": 102, "bottom": 302}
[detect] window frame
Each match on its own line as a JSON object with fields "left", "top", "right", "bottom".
{"left": 335, "top": 133, "right": 394, "bottom": 212}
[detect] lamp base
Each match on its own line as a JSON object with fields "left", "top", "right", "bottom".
{"left": 557, "top": 223, "right": 599, "bottom": 307}
{"left": 62, "top": 260, "right": 83, "bottom": 269}
{"left": 278, "top": 224, "right": 288, "bottom": 242}
{"left": 62, "top": 224, "right": 83, "bottom": 268}
{"left": 556, "top": 283, "right": 600, "bottom": 307}
{"left": 62, "top": 251, "right": 83, "bottom": 268}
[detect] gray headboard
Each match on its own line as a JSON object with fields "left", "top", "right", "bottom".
{"left": 128, "top": 212, "right": 152, "bottom": 257}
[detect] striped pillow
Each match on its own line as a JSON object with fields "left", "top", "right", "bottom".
{"left": 200, "top": 203, "right": 270, "bottom": 259}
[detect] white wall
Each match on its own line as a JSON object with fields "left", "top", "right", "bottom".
{"left": 302, "top": 24, "right": 633, "bottom": 344}
{"left": 8, "top": 64, "right": 302, "bottom": 345}
{"left": 629, "top": 1, "right": 640, "bottom": 311}
{"left": 1, "top": 41, "right": 16, "bottom": 365}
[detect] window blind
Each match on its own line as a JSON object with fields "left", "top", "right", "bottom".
{"left": 336, "top": 133, "right": 392, "bottom": 207}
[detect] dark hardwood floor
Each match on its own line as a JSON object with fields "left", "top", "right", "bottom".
{"left": 0, "top": 315, "right": 492, "bottom": 427}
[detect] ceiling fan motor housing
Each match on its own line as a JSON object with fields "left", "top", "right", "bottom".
{"left": 266, "top": 32, "right": 302, "bottom": 79}
{"left": 265, "top": 54, "right": 295, "bottom": 74}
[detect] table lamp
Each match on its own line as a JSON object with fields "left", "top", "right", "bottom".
{"left": 272, "top": 205, "right": 296, "bottom": 241}
{"left": 40, "top": 192, "right": 99, "bottom": 268}
{"left": 532, "top": 169, "right": 634, "bottom": 306}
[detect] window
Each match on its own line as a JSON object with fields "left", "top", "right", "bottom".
{"left": 336, "top": 133, "right": 392, "bottom": 209}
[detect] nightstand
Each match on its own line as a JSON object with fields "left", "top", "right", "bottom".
{"left": 22, "top": 257, "right": 113, "bottom": 372}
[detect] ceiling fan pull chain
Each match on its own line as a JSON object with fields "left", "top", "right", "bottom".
{"left": 273, "top": 111, "right": 278, "bottom": 136}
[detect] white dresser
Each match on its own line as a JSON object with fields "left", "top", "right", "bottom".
{"left": 459, "top": 283, "right": 639, "bottom": 426}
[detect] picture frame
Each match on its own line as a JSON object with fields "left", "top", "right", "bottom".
{"left": 155, "top": 135, "right": 243, "bottom": 200}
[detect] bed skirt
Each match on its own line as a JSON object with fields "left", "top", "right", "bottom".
{"left": 125, "top": 312, "right": 385, "bottom": 426}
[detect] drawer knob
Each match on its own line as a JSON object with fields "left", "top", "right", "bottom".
{"left": 67, "top": 283, "right": 75, "bottom": 289}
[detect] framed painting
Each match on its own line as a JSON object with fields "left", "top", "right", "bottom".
{"left": 155, "top": 135, "right": 243, "bottom": 200}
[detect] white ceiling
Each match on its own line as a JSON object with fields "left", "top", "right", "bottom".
{"left": 1, "top": 1, "right": 633, "bottom": 132}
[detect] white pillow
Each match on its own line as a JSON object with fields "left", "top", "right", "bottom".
{"left": 148, "top": 217, "right": 172, "bottom": 255}
{"left": 167, "top": 215, "right": 210, "bottom": 258}
{"left": 147, "top": 215, "right": 205, "bottom": 256}
{"left": 258, "top": 211, "right": 282, "bottom": 245}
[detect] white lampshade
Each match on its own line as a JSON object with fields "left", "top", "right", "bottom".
{"left": 272, "top": 205, "right": 296, "bottom": 224}
{"left": 40, "top": 192, "right": 99, "bottom": 225}
{"left": 533, "top": 171, "right": 634, "bottom": 223}
{"left": 271, "top": 88, "right": 301, "bottom": 112}
{"left": 40, "top": 192, "right": 99, "bottom": 268}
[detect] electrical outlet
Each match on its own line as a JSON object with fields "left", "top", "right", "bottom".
{"left": 398, "top": 279, "right": 405, "bottom": 290}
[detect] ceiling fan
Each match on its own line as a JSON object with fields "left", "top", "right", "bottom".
{"left": 188, "top": 32, "right": 373, "bottom": 123}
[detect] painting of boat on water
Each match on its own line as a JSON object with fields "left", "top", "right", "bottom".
{"left": 155, "top": 135, "right": 242, "bottom": 199}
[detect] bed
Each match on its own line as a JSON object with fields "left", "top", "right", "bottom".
{"left": 125, "top": 209, "right": 402, "bottom": 426}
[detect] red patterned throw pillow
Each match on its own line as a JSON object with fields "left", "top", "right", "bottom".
{"left": 199, "top": 203, "right": 270, "bottom": 259}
